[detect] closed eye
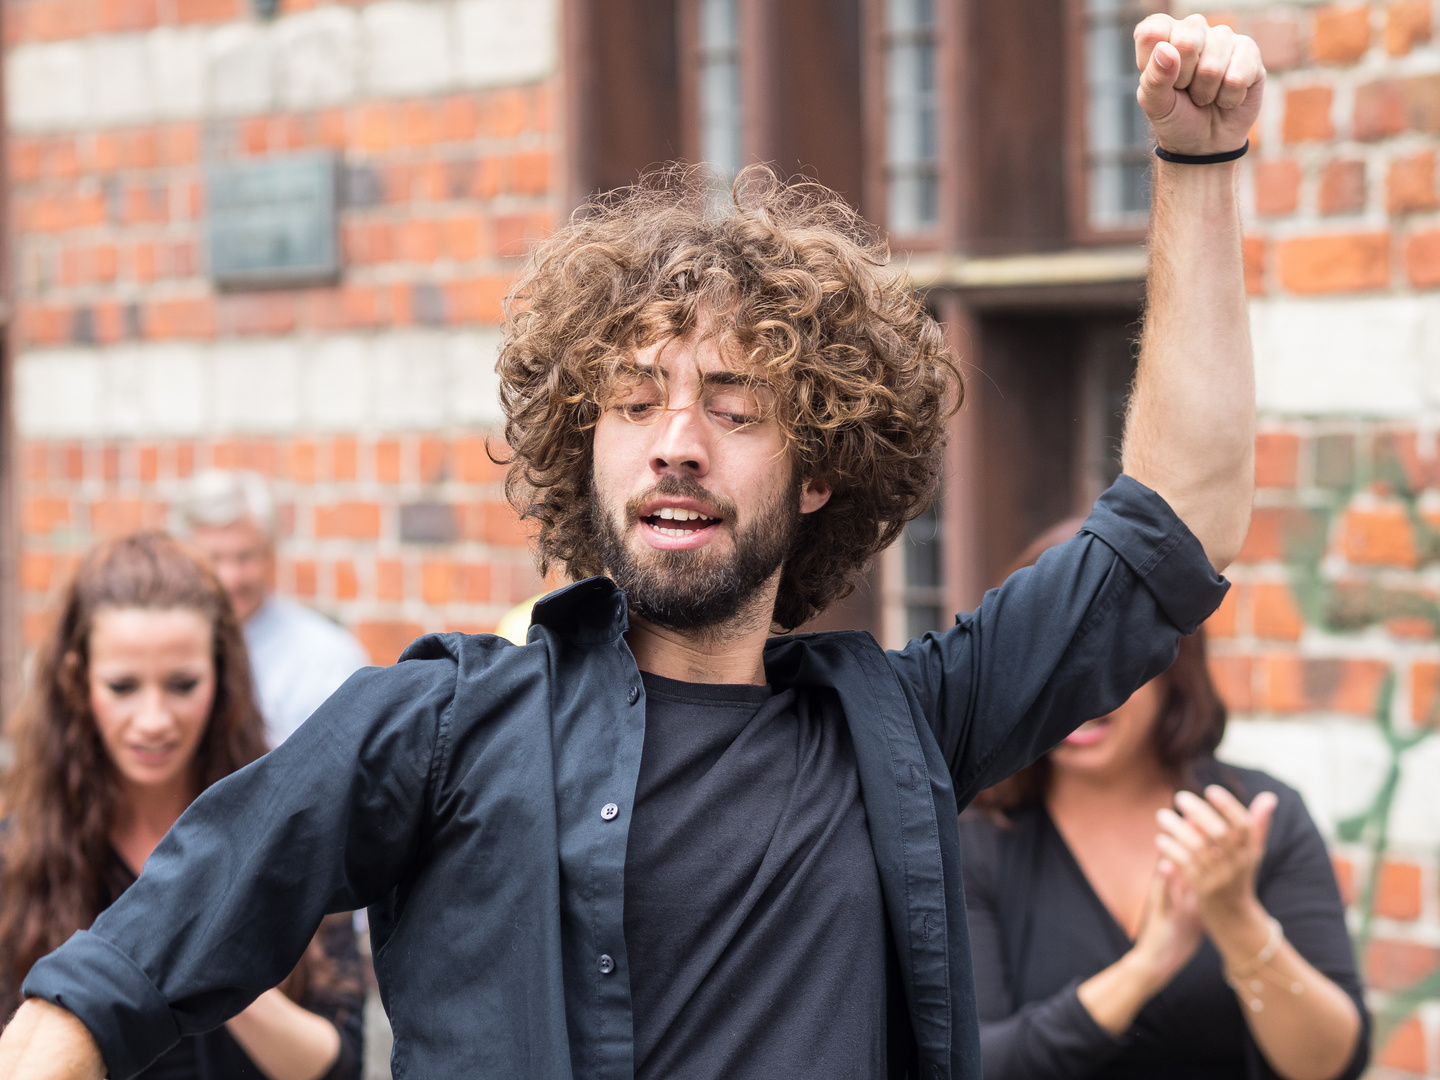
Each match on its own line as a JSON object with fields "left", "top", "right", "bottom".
{"left": 105, "top": 678, "right": 139, "bottom": 696}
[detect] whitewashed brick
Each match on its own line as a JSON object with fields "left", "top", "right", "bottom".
{"left": 362, "top": 1, "right": 455, "bottom": 98}
{"left": 277, "top": 6, "right": 360, "bottom": 111}
{"left": 205, "top": 23, "right": 275, "bottom": 117}
{"left": 86, "top": 36, "right": 152, "bottom": 127}
{"left": 373, "top": 332, "right": 448, "bottom": 429}
{"left": 17, "top": 350, "right": 102, "bottom": 438}
{"left": 6, "top": 43, "right": 88, "bottom": 132}
{"left": 304, "top": 337, "right": 373, "bottom": 431}
{"left": 448, "top": 329, "right": 505, "bottom": 425}
{"left": 139, "top": 344, "right": 209, "bottom": 435}
{"left": 147, "top": 28, "right": 207, "bottom": 120}
{"left": 212, "top": 341, "right": 302, "bottom": 431}
{"left": 455, "top": 0, "right": 557, "bottom": 87}
{"left": 1251, "top": 297, "right": 1431, "bottom": 418}
{"left": 102, "top": 347, "right": 149, "bottom": 437}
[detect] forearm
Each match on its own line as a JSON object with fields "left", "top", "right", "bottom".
{"left": 1123, "top": 159, "right": 1255, "bottom": 570}
{"left": 224, "top": 989, "right": 342, "bottom": 1080}
{"left": 1208, "top": 901, "right": 1362, "bottom": 1080}
{"left": 1077, "top": 949, "right": 1168, "bottom": 1036}
{"left": 0, "top": 1000, "right": 104, "bottom": 1080}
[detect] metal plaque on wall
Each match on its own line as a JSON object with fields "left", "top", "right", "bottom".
{"left": 207, "top": 153, "right": 339, "bottom": 289}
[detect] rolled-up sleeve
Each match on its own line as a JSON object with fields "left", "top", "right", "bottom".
{"left": 888, "top": 474, "right": 1229, "bottom": 807}
{"left": 23, "top": 652, "right": 457, "bottom": 1080}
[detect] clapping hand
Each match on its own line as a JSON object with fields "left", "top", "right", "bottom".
{"left": 1156, "top": 785, "right": 1278, "bottom": 928}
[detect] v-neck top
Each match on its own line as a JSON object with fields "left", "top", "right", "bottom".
{"left": 958, "top": 761, "right": 1370, "bottom": 1080}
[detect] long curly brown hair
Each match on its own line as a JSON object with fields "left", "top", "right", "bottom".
{"left": 0, "top": 532, "right": 267, "bottom": 999}
{"left": 498, "top": 165, "right": 961, "bottom": 629}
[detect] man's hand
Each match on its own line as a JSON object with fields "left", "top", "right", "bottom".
{"left": 0, "top": 1000, "right": 104, "bottom": 1080}
{"left": 1135, "top": 13, "right": 1265, "bottom": 157}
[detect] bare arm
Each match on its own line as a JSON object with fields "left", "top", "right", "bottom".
{"left": 1123, "top": 14, "right": 1264, "bottom": 571}
{"left": 0, "top": 1000, "right": 104, "bottom": 1080}
{"left": 224, "top": 988, "right": 342, "bottom": 1080}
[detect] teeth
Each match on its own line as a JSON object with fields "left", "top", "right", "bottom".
{"left": 654, "top": 507, "right": 715, "bottom": 522}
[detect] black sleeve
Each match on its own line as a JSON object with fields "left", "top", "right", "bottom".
{"left": 1250, "top": 780, "right": 1371, "bottom": 1080}
{"left": 889, "top": 476, "right": 1229, "bottom": 807}
{"left": 300, "top": 914, "right": 366, "bottom": 1080}
{"left": 960, "top": 816, "right": 1122, "bottom": 1080}
{"left": 20, "top": 653, "right": 459, "bottom": 1080}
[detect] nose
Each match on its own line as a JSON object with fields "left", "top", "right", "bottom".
{"left": 130, "top": 687, "right": 173, "bottom": 739}
{"left": 647, "top": 399, "right": 710, "bottom": 478}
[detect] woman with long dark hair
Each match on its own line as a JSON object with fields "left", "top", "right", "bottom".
{"left": 963, "top": 520, "right": 1368, "bottom": 1080}
{"left": 0, "top": 532, "right": 363, "bottom": 1080}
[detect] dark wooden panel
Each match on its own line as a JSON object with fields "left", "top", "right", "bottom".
{"left": 966, "top": 0, "right": 1068, "bottom": 254}
{"left": 570, "top": 0, "right": 682, "bottom": 197}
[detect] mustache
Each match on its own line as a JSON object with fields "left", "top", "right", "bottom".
{"left": 623, "top": 475, "right": 737, "bottom": 524}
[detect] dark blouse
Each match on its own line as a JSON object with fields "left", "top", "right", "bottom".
{"left": 959, "top": 762, "right": 1370, "bottom": 1080}
{"left": 103, "top": 854, "right": 366, "bottom": 1080}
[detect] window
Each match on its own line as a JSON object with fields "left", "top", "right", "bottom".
{"left": 885, "top": 0, "right": 939, "bottom": 235}
{"left": 1084, "top": 0, "right": 1152, "bottom": 229}
{"left": 901, "top": 497, "right": 947, "bottom": 639}
{"left": 698, "top": 0, "right": 743, "bottom": 183}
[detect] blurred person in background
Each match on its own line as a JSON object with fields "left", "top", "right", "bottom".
{"left": 960, "top": 519, "right": 1368, "bottom": 1080}
{"left": 177, "top": 471, "right": 368, "bottom": 748}
{"left": 0, "top": 532, "right": 364, "bottom": 1080}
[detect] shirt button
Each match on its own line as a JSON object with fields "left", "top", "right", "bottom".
{"left": 627, "top": 685, "right": 640, "bottom": 705}
{"left": 601, "top": 802, "right": 619, "bottom": 821}
{"left": 598, "top": 954, "right": 615, "bottom": 975}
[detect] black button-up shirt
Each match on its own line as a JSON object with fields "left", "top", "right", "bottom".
{"left": 25, "top": 476, "right": 1227, "bottom": 1080}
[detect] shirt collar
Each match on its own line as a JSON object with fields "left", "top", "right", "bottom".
{"left": 529, "top": 577, "right": 629, "bottom": 645}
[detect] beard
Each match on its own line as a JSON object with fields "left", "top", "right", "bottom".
{"left": 589, "top": 473, "right": 802, "bottom": 633}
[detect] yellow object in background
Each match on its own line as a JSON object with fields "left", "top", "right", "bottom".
{"left": 494, "top": 594, "right": 546, "bottom": 645}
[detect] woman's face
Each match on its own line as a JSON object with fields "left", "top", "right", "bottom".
{"left": 1050, "top": 675, "right": 1167, "bottom": 781}
{"left": 87, "top": 607, "right": 216, "bottom": 797}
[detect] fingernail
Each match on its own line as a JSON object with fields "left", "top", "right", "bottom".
{"left": 1156, "top": 47, "right": 1175, "bottom": 68}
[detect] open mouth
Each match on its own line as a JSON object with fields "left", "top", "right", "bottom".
{"left": 641, "top": 506, "right": 721, "bottom": 538}
{"left": 1063, "top": 717, "right": 1111, "bottom": 747}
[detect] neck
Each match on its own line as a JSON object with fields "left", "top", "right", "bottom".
{"left": 1047, "top": 756, "right": 1173, "bottom": 817}
{"left": 111, "top": 775, "right": 195, "bottom": 871}
{"left": 624, "top": 579, "right": 777, "bottom": 685}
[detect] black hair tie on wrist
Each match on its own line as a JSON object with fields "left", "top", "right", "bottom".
{"left": 1154, "top": 140, "right": 1249, "bottom": 165}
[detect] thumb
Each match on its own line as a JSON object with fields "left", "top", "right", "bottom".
{"left": 1138, "top": 40, "right": 1182, "bottom": 123}
{"left": 1249, "top": 791, "right": 1279, "bottom": 854}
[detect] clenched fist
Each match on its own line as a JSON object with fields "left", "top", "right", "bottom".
{"left": 1135, "top": 13, "right": 1265, "bottom": 158}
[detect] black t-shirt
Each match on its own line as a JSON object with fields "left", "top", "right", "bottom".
{"left": 623, "top": 673, "right": 890, "bottom": 1080}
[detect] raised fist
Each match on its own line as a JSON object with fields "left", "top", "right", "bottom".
{"left": 1135, "top": 13, "right": 1265, "bottom": 158}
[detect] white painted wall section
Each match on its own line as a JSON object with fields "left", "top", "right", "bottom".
{"left": 16, "top": 329, "right": 506, "bottom": 437}
{"left": 7, "top": 0, "right": 558, "bottom": 132}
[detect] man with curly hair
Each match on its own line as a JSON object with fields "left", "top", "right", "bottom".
{"left": 4, "top": 14, "right": 1261, "bottom": 1080}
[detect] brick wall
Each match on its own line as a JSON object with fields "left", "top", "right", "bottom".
{"left": 1181, "top": 2, "right": 1440, "bottom": 1074}
{"left": 3, "top": 0, "right": 562, "bottom": 661}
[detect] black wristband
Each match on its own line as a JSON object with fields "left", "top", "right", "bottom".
{"left": 1154, "top": 140, "right": 1249, "bottom": 165}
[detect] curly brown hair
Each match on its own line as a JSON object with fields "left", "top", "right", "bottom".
{"left": 498, "top": 165, "right": 961, "bottom": 629}
{"left": 0, "top": 532, "right": 268, "bottom": 1000}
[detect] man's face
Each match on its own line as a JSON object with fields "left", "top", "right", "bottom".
{"left": 188, "top": 520, "right": 273, "bottom": 624}
{"left": 590, "top": 334, "right": 831, "bottom": 631}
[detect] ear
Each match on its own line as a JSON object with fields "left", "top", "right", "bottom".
{"left": 800, "top": 476, "right": 832, "bottom": 515}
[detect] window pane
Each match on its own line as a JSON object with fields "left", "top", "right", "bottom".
{"left": 885, "top": 0, "right": 939, "bottom": 234}
{"left": 1085, "top": 0, "right": 1152, "bottom": 229}
{"left": 698, "top": 0, "right": 742, "bottom": 182}
{"left": 902, "top": 499, "right": 947, "bottom": 638}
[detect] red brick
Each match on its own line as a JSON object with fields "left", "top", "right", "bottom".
{"left": 1412, "top": 660, "right": 1440, "bottom": 725}
{"left": 481, "top": 501, "right": 536, "bottom": 547}
{"left": 333, "top": 560, "right": 359, "bottom": 601}
{"left": 421, "top": 560, "right": 451, "bottom": 605}
{"left": 1285, "top": 85, "right": 1335, "bottom": 141}
{"left": 19, "top": 553, "right": 52, "bottom": 595}
{"left": 1375, "top": 860, "right": 1424, "bottom": 920}
{"left": 456, "top": 436, "right": 505, "bottom": 483}
{"left": 508, "top": 150, "right": 551, "bottom": 195}
{"left": 357, "top": 105, "right": 395, "bottom": 153}
{"left": 90, "top": 497, "right": 145, "bottom": 536}
{"left": 223, "top": 293, "right": 297, "bottom": 336}
{"left": 161, "top": 123, "right": 201, "bottom": 166}
{"left": 1405, "top": 72, "right": 1440, "bottom": 131}
{"left": 138, "top": 444, "right": 159, "bottom": 482}
{"left": 478, "top": 89, "right": 529, "bottom": 138}
{"left": 1253, "top": 14, "right": 1301, "bottom": 70}
{"left": 444, "top": 277, "right": 508, "bottom": 324}
{"left": 1312, "top": 5, "right": 1372, "bottom": 64}
{"left": 10, "top": 140, "right": 42, "bottom": 183}
{"left": 1342, "top": 504, "right": 1418, "bottom": 567}
{"left": 1333, "top": 855, "right": 1356, "bottom": 905}
{"left": 1255, "top": 432, "right": 1300, "bottom": 488}
{"left": 454, "top": 564, "right": 491, "bottom": 603}
{"left": 292, "top": 559, "right": 318, "bottom": 598}
{"left": 286, "top": 439, "right": 317, "bottom": 484}
{"left": 174, "top": 0, "right": 239, "bottom": 22}
{"left": 1367, "top": 938, "right": 1439, "bottom": 991}
{"left": 374, "top": 439, "right": 401, "bottom": 484}
{"left": 1387, "top": 0, "right": 1432, "bottom": 54}
{"left": 357, "top": 620, "right": 424, "bottom": 666}
{"left": 1253, "top": 582, "right": 1304, "bottom": 641}
{"left": 1260, "top": 655, "right": 1388, "bottom": 715}
{"left": 330, "top": 436, "right": 358, "bottom": 481}
{"left": 1254, "top": 160, "right": 1301, "bottom": 216}
{"left": 494, "top": 212, "right": 554, "bottom": 258}
{"left": 177, "top": 443, "right": 195, "bottom": 477}
{"left": 376, "top": 559, "right": 405, "bottom": 602}
{"left": 419, "top": 437, "right": 448, "bottom": 483}
{"left": 23, "top": 612, "right": 54, "bottom": 648}
{"left": 1207, "top": 586, "right": 1242, "bottom": 638}
{"left": 440, "top": 215, "right": 483, "bottom": 262}
{"left": 1208, "top": 655, "right": 1253, "bottom": 712}
{"left": 102, "top": 445, "right": 121, "bottom": 483}
{"left": 1278, "top": 233, "right": 1389, "bottom": 294}
{"left": 144, "top": 297, "right": 214, "bottom": 339}
{"left": 1389, "top": 150, "right": 1439, "bottom": 213}
{"left": 99, "top": 0, "right": 158, "bottom": 31}
{"left": 1318, "top": 159, "right": 1366, "bottom": 215}
{"left": 1406, "top": 228, "right": 1440, "bottom": 286}
{"left": 1378, "top": 1016, "right": 1428, "bottom": 1074}
{"left": 400, "top": 101, "right": 438, "bottom": 146}
{"left": 439, "top": 96, "right": 479, "bottom": 141}
{"left": 1355, "top": 78, "right": 1407, "bottom": 140}
{"left": 1243, "top": 235, "right": 1265, "bottom": 296}
{"left": 314, "top": 502, "right": 382, "bottom": 539}
{"left": 23, "top": 497, "right": 69, "bottom": 535}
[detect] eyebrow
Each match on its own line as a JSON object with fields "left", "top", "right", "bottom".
{"left": 619, "top": 363, "right": 757, "bottom": 390}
